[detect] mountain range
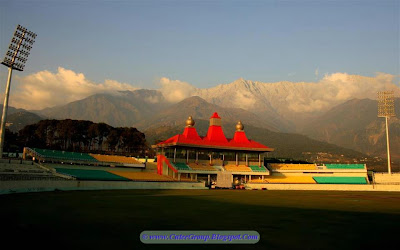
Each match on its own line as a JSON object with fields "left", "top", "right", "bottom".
{"left": 37, "top": 89, "right": 168, "bottom": 127}
{"left": 187, "top": 76, "right": 398, "bottom": 131}
{"left": 301, "top": 98, "right": 400, "bottom": 160}
{"left": 1, "top": 77, "right": 398, "bottom": 164}
{"left": 36, "top": 75, "right": 398, "bottom": 132}
{"left": 133, "top": 96, "right": 278, "bottom": 132}
{"left": 0, "top": 105, "right": 43, "bottom": 132}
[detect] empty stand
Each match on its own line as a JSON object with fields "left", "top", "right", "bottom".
{"left": 55, "top": 168, "right": 129, "bottom": 181}
{"left": 249, "top": 165, "right": 268, "bottom": 172}
{"left": 0, "top": 163, "right": 49, "bottom": 173}
{"left": 178, "top": 176, "right": 193, "bottom": 182}
{"left": 33, "top": 148, "right": 97, "bottom": 162}
{"left": 109, "top": 171, "right": 175, "bottom": 182}
{"left": 373, "top": 173, "right": 400, "bottom": 184}
{"left": 249, "top": 178, "right": 264, "bottom": 183}
{"left": 324, "top": 164, "right": 365, "bottom": 169}
{"left": 262, "top": 176, "right": 316, "bottom": 184}
{"left": 0, "top": 173, "right": 67, "bottom": 181}
{"left": 171, "top": 162, "right": 191, "bottom": 170}
{"left": 187, "top": 163, "right": 216, "bottom": 171}
{"left": 313, "top": 176, "right": 367, "bottom": 184}
{"left": 269, "top": 164, "right": 316, "bottom": 170}
{"left": 0, "top": 160, "right": 71, "bottom": 181}
{"left": 224, "top": 164, "right": 252, "bottom": 172}
{"left": 90, "top": 154, "right": 142, "bottom": 165}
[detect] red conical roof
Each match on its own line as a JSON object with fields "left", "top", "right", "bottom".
{"left": 154, "top": 112, "right": 273, "bottom": 152}
{"left": 232, "top": 131, "right": 250, "bottom": 143}
{"left": 210, "top": 112, "right": 221, "bottom": 119}
{"left": 205, "top": 125, "right": 228, "bottom": 143}
{"left": 182, "top": 126, "right": 201, "bottom": 140}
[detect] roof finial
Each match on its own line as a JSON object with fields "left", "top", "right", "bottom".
{"left": 186, "top": 116, "right": 195, "bottom": 127}
{"left": 236, "top": 121, "right": 244, "bottom": 131}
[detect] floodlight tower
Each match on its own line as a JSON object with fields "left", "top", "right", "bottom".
{"left": 0, "top": 25, "right": 36, "bottom": 158}
{"left": 377, "top": 91, "right": 396, "bottom": 174}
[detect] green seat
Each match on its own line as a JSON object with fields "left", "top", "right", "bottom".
{"left": 55, "top": 168, "right": 129, "bottom": 181}
{"left": 325, "top": 164, "right": 365, "bottom": 169}
{"left": 249, "top": 165, "right": 268, "bottom": 172}
{"left": 172, "top": 162, "right": 191, "bottom": 170}
{"left": 33, "top": 148, "right": 98, "bottom": 162}
{"left": 313, "top": 176, "right": 367, "bottom": 184}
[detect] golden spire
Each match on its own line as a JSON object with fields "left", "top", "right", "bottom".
{"left": 186, "top": 116, "right": 195, "bottom": 127}
{"left": 236, "top": 121, "right": 244, "bottom": 131}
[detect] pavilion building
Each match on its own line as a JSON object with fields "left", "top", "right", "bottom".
{"left": 152, "top": 112, "right": 274, "bottom": 187}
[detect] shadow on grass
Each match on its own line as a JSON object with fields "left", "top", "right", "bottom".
{"left": 0, "top": 189, "right": 399, "bottom": 250}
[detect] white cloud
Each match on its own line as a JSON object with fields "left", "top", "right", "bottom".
{"left": 9, "top": 67, "right": 138, "bottom": 109}
{"left": 285, "top": 72, "right": 399, "bottom": 112}
{"left": 158, "top": 77, "right": 197, "bottom": 102}
{"left": 5, "top": 67, "right": 399, "bottom": 116}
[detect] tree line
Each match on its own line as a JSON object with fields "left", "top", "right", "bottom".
{"left": 4, "top": 119, "right": 150, "bottom": 156}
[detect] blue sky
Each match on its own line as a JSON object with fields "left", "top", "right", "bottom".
{"left": 0, "top": 0, "right": 399, "bottom": 89}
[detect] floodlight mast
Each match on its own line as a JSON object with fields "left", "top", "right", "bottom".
{"left": 0, "top": 25, "right": 36, "bottom": 158}
{"left": 377, "top": 91, "right": 396, "bottom": 174}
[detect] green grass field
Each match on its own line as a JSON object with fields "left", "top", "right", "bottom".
{"left": 1, "top": 189, "right": 400, "bottom": 250}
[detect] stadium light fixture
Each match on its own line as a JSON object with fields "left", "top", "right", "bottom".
{"left": 0, "top": 24, "right": 37, "bottom": 158}
{"left": 377, "top": 91, "right": 396, "bottom": 174}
